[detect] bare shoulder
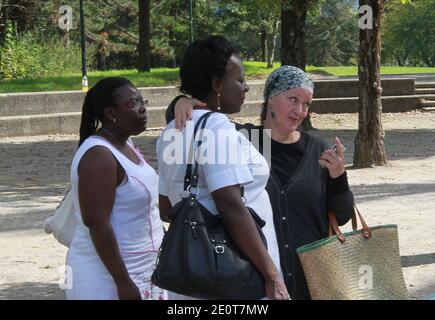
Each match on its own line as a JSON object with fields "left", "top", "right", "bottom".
{"left": 78, "top": 145, "right": 117, "bottom": 176}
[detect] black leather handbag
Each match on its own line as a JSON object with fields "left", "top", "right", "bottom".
{"left": 152, "top": 112, "right": 267, "bottom": 299}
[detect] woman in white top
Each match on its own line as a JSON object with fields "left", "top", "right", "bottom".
{"left": 66, "top": 77, "right": 166, "bottom": 300}
{"left": 157, "top": 36, "right": 289, "bottom": 300}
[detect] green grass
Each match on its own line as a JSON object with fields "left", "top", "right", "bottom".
{"left": 307, "top": 65, "right": 435, "bottom": 77}
{"left": 0, "top": 68, "right": 181, "bottom": 94}
{"left": 1, "top": 62, "right": 434, "bottom": 94}
{"left": 243, "top": 61, "right": 281, "bottom": 78}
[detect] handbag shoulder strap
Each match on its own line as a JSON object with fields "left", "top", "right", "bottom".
{"left": 183, "top": 112, "right": 214, "bottom": 191}
{"left": 328, "top": 204, "right": 372, "bottom": 243}
{"left": 183, "top": 112, "right": 245, "bottom": 200}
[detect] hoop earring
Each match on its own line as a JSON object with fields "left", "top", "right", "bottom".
{"left": 217, "top": 91, "right": 221, "bottom": 112}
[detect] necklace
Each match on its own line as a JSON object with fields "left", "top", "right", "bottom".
{"left": 100, "top": 127, "right": 140, "bottom": 165}
{"left": 100, "top": 127, "right": 121, "bottom": 144}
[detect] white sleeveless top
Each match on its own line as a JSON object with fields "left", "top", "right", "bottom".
{"left": 66, "top": 136, "right": 165, "bottom": 300}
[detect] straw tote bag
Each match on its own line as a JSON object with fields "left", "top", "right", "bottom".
{"left": 296, "top": 205, "right": 409, "bottom": 300}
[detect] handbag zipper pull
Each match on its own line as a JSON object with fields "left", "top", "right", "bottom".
{"left": 185, "top": 220, "right": 199, "bottom": 239}
{"left": 191, "top": 222, "right": 199, "bottom": 239}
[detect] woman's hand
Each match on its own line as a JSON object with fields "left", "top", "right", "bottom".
{"left": 212, "top": 185, "right": 288, "bottom": 300}
{"left": 174, "top": 97, "right": 207, "bottom": 130}
{"left": 117, "top": 278, "right": 142, "bottom": 300}
{"left": 319, "top": 137, "right": 345, "bottom": 179}
{"left": 265, "top": 276, "right": 290, "bottom": 300}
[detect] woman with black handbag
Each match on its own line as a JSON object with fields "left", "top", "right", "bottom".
{"left": 155, "top": 36, "right": 288, "bottom": 300}
{"left": 168, "top": 65, "right": 355, "bottom": 300}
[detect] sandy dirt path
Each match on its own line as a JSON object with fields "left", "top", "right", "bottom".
{"left": 0, "top": 112, "right": 434, "bottom": 300}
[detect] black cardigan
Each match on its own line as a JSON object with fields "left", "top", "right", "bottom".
{"left": 165, "top": 98, "right": 355, "bottom": 300}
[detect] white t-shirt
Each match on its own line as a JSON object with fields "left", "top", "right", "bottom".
{"left": 156, "top": 110, "right": 282, "bottom": 299}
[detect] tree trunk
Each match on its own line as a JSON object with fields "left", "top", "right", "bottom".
{"left": 395, "top": 54, "right": 402, "bottom": 67}
{"left": 167, "top": 28, "right": 177, "bottom": 68}
{"left": 267, "top": 21, "right": 279, "bottom": 68}
{"left": 138, "top": 0, "right": 151, "bottom": 72}
{"left": 266, "top": 34, "right": 276, "bottom": 68}
{"left": 0, "top": 0, "right": 6, "bottom": 43}
{"left": 167, "top": 6, "right": 177, "bottom": 68}
{"left": 97, "top": 36, "right": 109, "bottom": 70}
{"left": 261, "top": 30, "right": 267, "bottom": 62}
{"left": 61, "top": 29, "right": 70, "bottom": 48}
{"left": 281, "top": 1, "right": 313, "bottom": 131}
{"left": 353, "top": 0, "right": 387, "bottom": 168}
{"left": 0, "top": 0, "right": 3, "bottom": 81}
{"left": 280, "top": 0, "right": 307, "bottom": 70}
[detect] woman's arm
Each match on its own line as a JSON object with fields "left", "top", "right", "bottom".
{"left": 166, "top": 96, "right": 259, "bottom": 131}
{"left": 165, "top": 95, "right": 188, "bottom": 125}
{"left": 319, "top": 137, "right": 354, "bottom": 225}
{"left": 165, "top": 95, "right": 206, "bottom": 129}
{"left": 159, "top": 195, "right": 172, "bottom": 223}
{"left": 78, "top": 146, "right": 141, "bottom": 300}
{"left": 212, "top": 184, "right": 289, "bottom": 300}
{"left": 327, "top": 172, "right": 355, "bottom": 226}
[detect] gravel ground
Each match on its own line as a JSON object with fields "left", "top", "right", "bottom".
{"left": 0, "top": 111, "right": 434, "bottom": 300}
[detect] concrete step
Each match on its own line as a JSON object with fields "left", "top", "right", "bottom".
{"left": 0, "top": 104, "right": 263, "bottom": 138}
{"left": 415, "top": 82, "right": 435, "bottom": 88}
{"left": 0, "top": 107, "right": 164, "bottom": 138}
{"left": 0, "top": 95, "right": 422, "bottom": 138}
{"left": 415, "top": 88, "right": 435, "bottom": 94}
{"left": 420, "top": 101, "right": 435, "bottom": 107}
{"left": 0, "top": 78, "right": 416, "bottom": 117}
{"left": 0, "top": 87, "right": 179, "bottom": 118}
{"left": 0, "top": 83, "right": 261, "bottom": 117}
{"left": 420, "top": 106, "right": 435, "bottom": 112}
{"left": 313, "top": 78, "right": 415, "bottom": 98}
{"left": 310, "top": 95, "right": 421, "bottom": 114}
{"left": 418, "top": 94, "right": 435, "bottom": 101}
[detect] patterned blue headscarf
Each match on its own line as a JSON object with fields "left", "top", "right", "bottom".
{"left": 263, "top": 65, "right": 314, "bottom": 100}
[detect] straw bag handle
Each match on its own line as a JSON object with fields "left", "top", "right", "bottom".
{"left": 328, "top": 204, "right": 372, "bottom": 244}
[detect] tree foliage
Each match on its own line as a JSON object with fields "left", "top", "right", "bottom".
{"left": 0, "top": 0, "right": 433, "bottom": 79}
{"left": 0, "top": 20, "right": 82, "bottom": 79}
{"left": 382, "top": 0, "right": 435, "bottom": 66}
{"left": 306, "top": 0, "right": 359, "bottom": 66}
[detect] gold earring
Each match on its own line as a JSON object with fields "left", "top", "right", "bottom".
{"left": 217, "top": 91, "right": 221, "bottom": 112}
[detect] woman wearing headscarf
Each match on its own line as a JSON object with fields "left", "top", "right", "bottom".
{"left": 167, "top": 65, "right": 355, "bottom": 300}
{"left": 157, "top": 36, "right": 289, "bottom": 300}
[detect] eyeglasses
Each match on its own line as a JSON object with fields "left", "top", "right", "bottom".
{"left": 125, "top": 97, "right": 148, "bottom": 109}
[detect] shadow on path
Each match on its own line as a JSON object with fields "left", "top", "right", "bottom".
{"left": 401, "top": 252, "right": 435, "bottom": 268}
{"left": 0, "top": 282, "right": 65, "bottom": 300}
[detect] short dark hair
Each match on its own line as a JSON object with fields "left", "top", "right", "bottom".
{"left": 79, "top": 77, "right": 133, "bottom": 146}
{"left": 179, "top": 35, "right": 236, "bottom": 101}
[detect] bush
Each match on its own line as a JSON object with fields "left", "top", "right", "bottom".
{"left": 107, "top": 50, "right": 138, "bottom": 70}
{"left": 0, "top": 23, "right": 82, "bottom": 80}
